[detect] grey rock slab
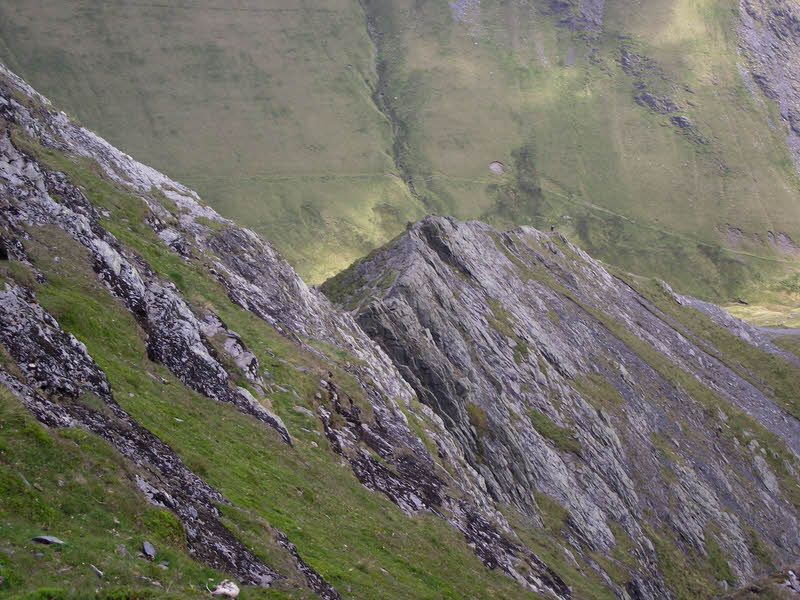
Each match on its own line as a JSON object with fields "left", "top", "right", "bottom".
{"left": 141, "top": 541, "right": 156, "bottom": 560}
{"left": 31, "top": 536, "right": 64, "bottom": 546}
{"left": 329, "top": 215, "right": 800, "bottom": 595}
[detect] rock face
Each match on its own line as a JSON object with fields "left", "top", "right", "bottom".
{"left": 325, "top": 215, "right": 800, "bottom": 598}
{"left": 3, "top": 59, "right": 800, "bottom": 600}
{"left": 0, "top": 61, "right": 568, "bottom": 598}
{"left": 739, "top": 0, "right": 800, "bottom": 172}
{"left": 546, "top": 0, "right": 606, "bottom": 34}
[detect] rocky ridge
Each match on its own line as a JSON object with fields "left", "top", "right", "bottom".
{"left": 325, "top": 215, "right": 800, "bottom": 598}
{"left": 0, "top": 63, "right": 573, "bottom": 598}
{"left": 2, "top": 59, "right": 800, "bottom": 599}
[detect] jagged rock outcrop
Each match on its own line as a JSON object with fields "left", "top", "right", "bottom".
{"left": 0, "top": 129, "right": 291, "bottom": 445}
{"left": 316, "top": 376, "right": 570, "bottom": 597}
{"left": 3, "top": 55, "right": 800, "bottom": 600}
{"left": 325, "top": 215, "right": 800, "bottom": 598}
{"left": 0, "top": 62, "right": 572, "bottom": 598}
{"left": 0, "top": 284, "right": 280, "bottom": 587}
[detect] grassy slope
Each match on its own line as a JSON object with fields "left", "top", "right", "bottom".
{"left": 2, "top": 0, "right": 800, "bottom": 300}
{"left": 364, "top": 0, "right": 800, "bottom": 299}
{"left": 2, "top": 98, "right": 799, "bottom": 598}
{"left": 0, "top": 0, "right": 423, "bottom": 283}
{"left": 0, "top": 386, "right": 230, "bottom": 598}
{"left": 0, "top": 120, "right": 538, "bottom": 599}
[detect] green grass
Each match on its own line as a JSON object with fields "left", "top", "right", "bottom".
{"left": 648, "top": 526, "right": 718, "bottom": 600}
{"left": 573, "top": 371, "right": 626, "bottom": 411}
{"left": 526, "top": 410, "right": 581, "bottom": 454}
{"left": 466, "top": 403, "right": 489, "bottom": 438}
{"left": 0, "top": 386, "right": 229, "bottom": 598}
{"left": 501, "top": 501, "right": 620, "bottom": 600}
{"left": 705, "top": 530, "right": 736, "bottom": 587}
{"left": 0, "top": 128, "right": 542, "bottom": 599}
{"left": 4, "top": 0, "right": 800, "bottom": 298}
{"left": 773, "top": 335, "right": 800, "bottom": 360}
{"left": 643, "top": 526, "right": 736, "bottom": 599}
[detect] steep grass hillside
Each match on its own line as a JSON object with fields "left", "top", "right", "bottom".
{"left": 2, "top": 61, "right": 800, "bottom": 600}
{"left": 2, "top": 0, "right": 800, "bottom": 300}
{"left": 0, "top": 0, "right": 422, "bottom": 283}
{"left": 0, "top": 65, "right": 542, "bottom": 600}
{"left": 362, "top": 0, "right": 800, "bottom": 298}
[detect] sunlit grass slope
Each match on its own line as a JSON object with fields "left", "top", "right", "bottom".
{"left": 0, "top": 0, "right": 422, "bottom": 283}
{"left": 364, "top": 0, "right": 800, "bottom": 298}
{"left": 2, "top": 0, "right": 800, "bottom": 298}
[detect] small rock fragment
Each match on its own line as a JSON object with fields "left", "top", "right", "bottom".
{"left": 211, "top": 579, "right": 240, "bottom": 598}
{"left": 138, "top": 576, "right": 163, "bottom": 588}
{"left": 156, "top": 560, "right": 169, "bottom": 570}
{"left": 142, "top": 540, "right": 156, "bottom": 559}
{"left": 32, "top": 536, "right": 64, "bottom": 545}
{"left": 90, "top": 564, "right": 103, "bottom": 578}
{"left": 293, "top": 405, "right": 314, "bottom": 418}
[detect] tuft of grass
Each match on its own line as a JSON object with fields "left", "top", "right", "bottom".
{"left": 0, "top": 258, "right": 39, "bottom": 290}
{"left": 501, "top": 501, "right": 619, "bottom": 600}
{"left": 647, "top": 526, "right": 717, "bottom": 600}
{"left": 650, "top": 432, "right": 683, "bottom": 466}
{"left": 705, "top": 530, "right": 736, "bottom": 587}
{"left": 485, "top": 296, "right": 530, "bottom": 364}
{"left": 573, "top": 371, "right": 625, "bottom": 411}
{"left": 527, "top": 410, "right": 581, "bottom": 454}
{"left": 466, "top": 403, "right": 489, "bottom": 438}
{"left": 745, "top": 527, "right": 773, "bottom": 573}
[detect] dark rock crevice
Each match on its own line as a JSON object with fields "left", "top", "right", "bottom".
{"left": 317, "top": 378, "right": 571, "bottom": 599}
